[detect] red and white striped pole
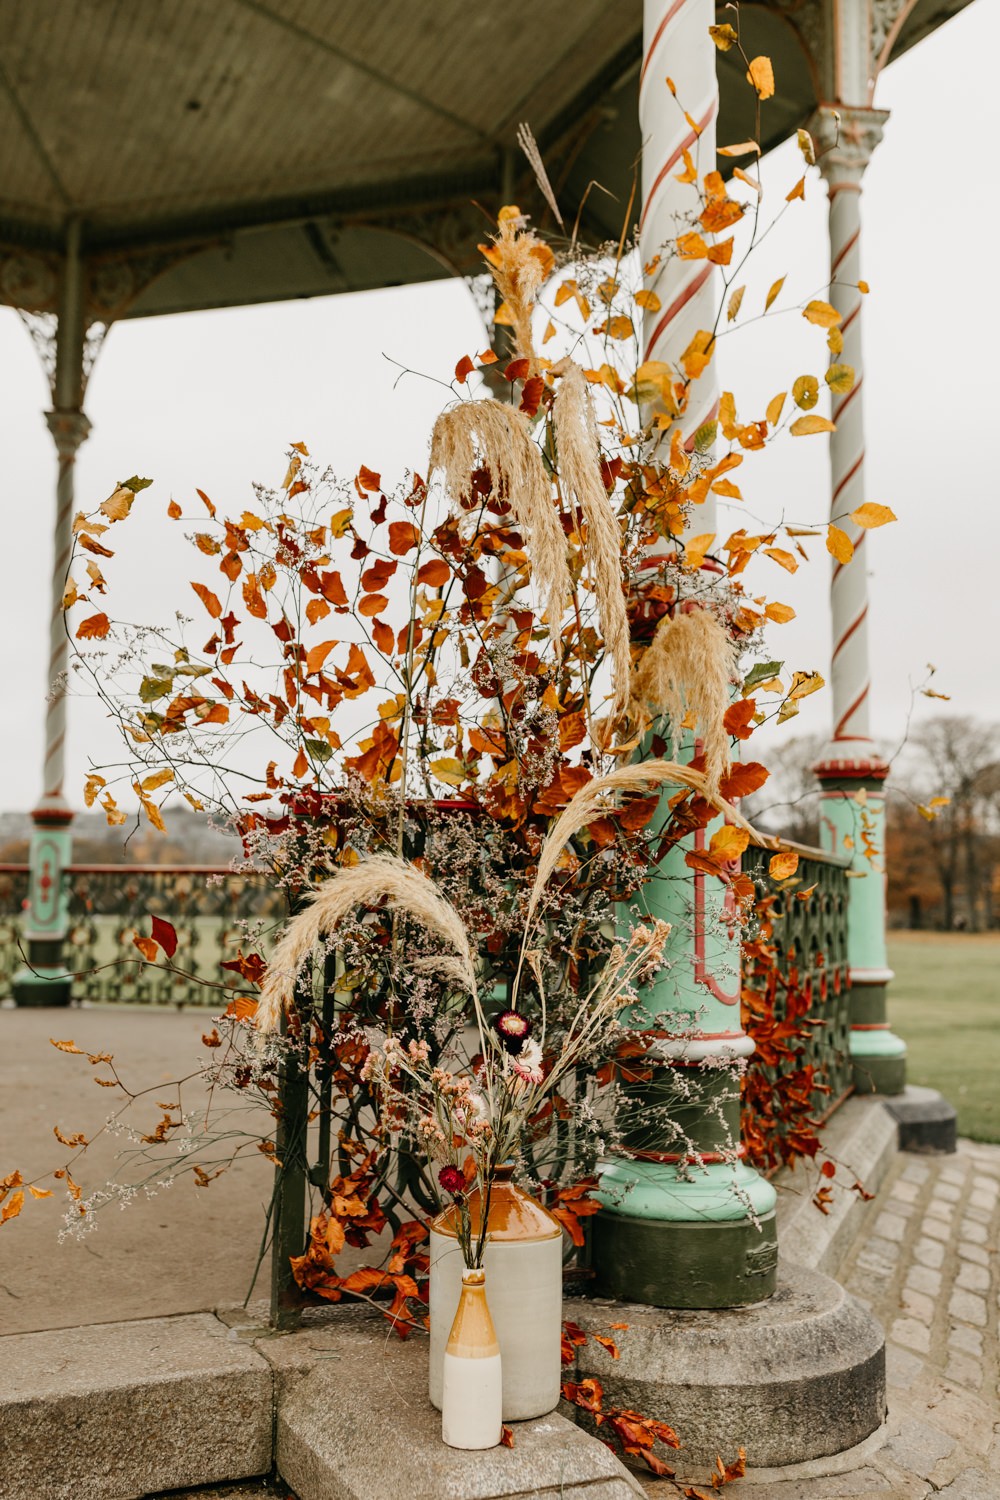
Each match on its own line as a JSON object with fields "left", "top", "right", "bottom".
{"left": 639, "top": 0, "right": 719, "bottom": 532}
{"left": 592, "top": 0, "right": 778, "bottom": 1311}
{"left": 811, "top": 104, "right": 905, "bottom": 1095}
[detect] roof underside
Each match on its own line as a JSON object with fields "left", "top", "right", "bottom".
{"left": 0, "top": 0, "right": 972, "bottom": 320}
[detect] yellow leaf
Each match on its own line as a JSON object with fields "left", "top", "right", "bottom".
{"left": 797, "top": 128, "right": 816, "bottom": 165}
{"left": 765, "top": 276, "right": 785, "bottom": 312}
{"left": 712, "top": 478, "right": 742, "bottom": 500}
{"left": 675, "top": 148, "right": 697, "bottom": 184}
{"left": 826, "top": 525, "right": 854, "bottom": 564}
{"left": 683, "top": 533, "right": 715, "bottom": 570}
{"left": 709, "top": 22, "right": 738, "bottom": 49}
{"left": 764, "top": 547, "right": 798, "bottom": 573}
{"left": 101, "top": 793, "right": 127, "bottom": 827}
{"left": 828, "top": 326, "right": 844, "bottom": 355}
{"left": 606, "top": 314, "right": 635, "bottom": 340}
{"left": 825, "top": 363, "right": 855, "bottom": 394}
{"left": 786, "top": 177, "right": 805, "bottom": 203}
{"left": 141, "top": 767, "right": 175, "bottom": 792}
{"left": 1, "top": 1191, "right": 24, "bottom": 1223}
{"left": 746, "top": 56, "right": 775, "bottom": 99}
{"left": 803, "top": 299, "right": 841, "bottom": 328}
{"left": 29, "top": 1185, "right": 53, "bottom": 1199}
{"left": 792, "top": 374, "right": 819, "bottom": 410}
{"left": 727, "top": 286, "right": 745, "bottom": 322}
{"left": 543, "top": 320, "right": 556, "bottom": 344}
{"left": 61, "top": 577, "right": 80, "bottom": 610}
{"left": 99, "top": 485, "right": 135, "bottom": 522}
{"left": 718, "top": 141, "right": 761, "bottom": 157}
{"left": 765, "top": 391, "right": 786, "bottom": 427}
{"left": 677, "top": 231, "right": 709, "bottom": 260}
{"left": 765, "top": 601, "right": 796, "bottom": 623}
{"left": 329, "top": 508, "right": 352, "bottom": 538}
{"left": 788, "top": 670, "right": 825, "bottom": 701}
{"left": 790, "top": 414, "right": 835, "bottom": 436}
{"left": 769, "top": 851, "right": 799, "bottom": 880}
{"left": 681, "top": 330, "right": 715, "bottom": 381}
{"left": 850, "top": 503, "right": 897, "bottom": 529}
{"left": 710, "top": 826, "right": 750, "bottom": 859}
{"left": 634, "top": 289, "right": 661, "bottom": 312}
{"left": 83, "top": 773, "right": 107, "bottom": 808}
{"left": 858, "top": 280, "right": 870, "bottom": 294}
{"left": 429, "top": 757, "right": 467, "bottom": 788}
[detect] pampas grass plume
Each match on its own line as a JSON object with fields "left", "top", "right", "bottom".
{"left": 630, "top": 609, "right": 738, "bottom": 792}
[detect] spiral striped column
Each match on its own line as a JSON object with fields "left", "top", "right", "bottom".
{"left": 13, "top": 221, "right": 89, "bottom": 1007}
{"left": 638, "top": 0, "right": 720, "bottom": 534}
{"left": 811, "top": 105, "right": 905, "bottom": 1095}
{"left": 593, "top": 0, "right": 777, "bottom": 1311}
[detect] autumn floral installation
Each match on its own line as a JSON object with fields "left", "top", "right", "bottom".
{"left": 0, "top": 22, "right": 899, "bottom": 1482}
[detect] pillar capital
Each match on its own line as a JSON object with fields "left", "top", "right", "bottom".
{"left": 810, "top": 105, "right": 890, "bottom": 191}
{"left": 45, "top": 406, "right": 91, "bottom": 460}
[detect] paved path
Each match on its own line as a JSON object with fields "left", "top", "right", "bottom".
{"left": 641, "top": 1140, "right": 1000, "bottom": 1499}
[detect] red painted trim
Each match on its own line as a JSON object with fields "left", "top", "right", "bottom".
{"left": 831, "top": 227, "right": 860, "bottom": 277}
{"left": 842, "top": 303, "right": 862, "bottom": 336}
{"left": 639, "top": 0, "right": 688, "bottom": 91}
{"left": 832, "top": 453, "right": 864, "bottom": 509}
{"left": 638, "top": 99, "right": 717, "bottom": 236}
{"left": 832, "top": 374, "right": 863, "bottom": 424}
{"left": 692, "top": 824, "right": 741, "bottom": 1005}
{"left": 851, "top": 1023, "right": 890, "bottom": 1031}
{"left": 835, "top": 684, "right": 870, "bottom": 740}
{"left": 644, "top": 265, "right": 712, "bottom": 358}
{"left": 832, "top": 605, "right": 868, "bottom": 662}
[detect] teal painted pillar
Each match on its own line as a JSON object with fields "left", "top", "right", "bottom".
{"left": 814, "top": 750, "right": 905, "bottom": 1095}
{"left": 592, "top": 763, "right": 778, "bottom": 1308}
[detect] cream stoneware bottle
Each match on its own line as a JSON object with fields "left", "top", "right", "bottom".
{"left": 441, "top": 1267, "right": 503, "bottom": 1450}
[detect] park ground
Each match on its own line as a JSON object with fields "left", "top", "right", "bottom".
{"left": 889, "top": 931, "right": 1000, "bottom": 1144}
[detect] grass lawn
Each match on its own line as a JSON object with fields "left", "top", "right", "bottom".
{"left": 887, "top": 932, "right": 1000, "bottom": 1143}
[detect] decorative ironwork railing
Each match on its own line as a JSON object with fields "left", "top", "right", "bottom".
{"left": 742, "top": 840, "right": 854, "bottom": 1169}
{"left": 0, "top": 864, "right": 282, "bottom": 1005}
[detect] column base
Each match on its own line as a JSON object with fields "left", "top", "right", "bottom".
{"left": 566, "top": 1261, "right": 885, "bottom": 1467}
{"left": 591, "top": 1208, "right": 777, "bottom": 1308}
{"left": 12, "top": 964, "right": 73, "bottom": 1007}
{"left": 883, "top": 1085, "right": 957, "bottom": 1154}
{"left": 850, "top": 1030, "right": 907, "bottom": 1097}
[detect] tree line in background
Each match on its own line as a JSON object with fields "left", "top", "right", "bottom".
{"left": 752, "top": 718, "right": 1000, "bottom": 931}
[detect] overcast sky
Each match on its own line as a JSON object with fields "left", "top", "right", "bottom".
{"left": 1, "top": 0, "right": 997, "bottom": 816}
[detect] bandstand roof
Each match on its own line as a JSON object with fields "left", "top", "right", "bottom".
{"left": 0, "top": 0, "right": 972, "bottom": 324}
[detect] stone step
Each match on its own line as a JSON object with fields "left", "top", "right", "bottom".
{"left": 0, "top": 1313, "right": 272, "bottom": 1500}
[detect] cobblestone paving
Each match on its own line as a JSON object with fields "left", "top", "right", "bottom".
{"left": 642, "top": 1140, "right": 1000, "bottom": 1500}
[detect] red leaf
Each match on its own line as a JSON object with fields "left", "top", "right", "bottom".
{"left": 362, "top": 558, "right": 398, "bottom": 591}
{"left": 723, "top": 697, "right": 756, "bottom": 739}
{"left": 150, "top": 915, "right": 178, "bottom": 959}
{"left": 519, "top": 375, "right": 545, "bottom": 417}
{"left": 500, "top": 1424, "right": 515, "bottom": 1448}
{"left": 504, "top": 357, "right": 531, "bottom": 381}
{"left": 455, "top": 355, "right": 475, "bottom": 384}
{"left": 719, "top": 761, "right": 768, "bottom": 799}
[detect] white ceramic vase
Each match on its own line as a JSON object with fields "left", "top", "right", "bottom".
{"left": 441, "top": 1268, "right": 503, "bottom": 1450}
{"left": 430, "top": 1165, "right": 563, "bottom": 1421}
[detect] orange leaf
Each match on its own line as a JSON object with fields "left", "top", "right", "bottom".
{"left": 167, "top": 500, "right": 182, "bottom": 519}
{"left": 764, "top": 601, "right": 796, "bottom": 623}
{"left": 455, "top": 355, "right": 475, "bottom": 384}
{"left": 769, "top": 851, "right": 799, "bottom": 880}
{"left": 76, "top": 612, "right": 110, "bottom": 640}
{"left": 356, "top": 465, "right": 381, "bottom": 493}
{"left": 358, "top": 593, "right": 388, "bottom": 617}
{"left": 746, "top": 55, "right": 775, "bottom": 99}
{"left": 417, "top": 559, "right": 450, "bottom": 587}
{"left": 191, "top": 582, "right": 222, "bottom": 619}
{"left": 293, "top": 746, "right": 308, "bottom": 778}
{"left": 709, "top": 825, "right": 750, "bottom": 860}
{"left": 826, "top": 525, "right": 854, "bottom": 564}
{"left": 372, "top": 620, "right": 394, "bottom": 653}
{"left": 388, "top": 522, "right": 419, "bottom": 556}
{"left": 133, "top": 934, "right": 159, "bottom": 962}
{"left": 306, "top": 598, "right": 331, "bottom": 625}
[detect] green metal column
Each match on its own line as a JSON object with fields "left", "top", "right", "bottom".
{"left": 593, "top": 779, "right": 777, "bottom": 1308}
{"left": 814, "top": 753, "right": 905, "bottom": 1095}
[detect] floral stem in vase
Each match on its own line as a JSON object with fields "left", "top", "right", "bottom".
{"left": 441, "top": 1268, "right": 503, "bottom": 1450}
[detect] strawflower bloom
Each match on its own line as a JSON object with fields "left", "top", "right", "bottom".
{"left": 493, "top": 1009, "right": 532, "bottom": 1055}
{"left": 510, "top": 1037, "right": 544, "bottom": 1085}
{"left": 438, "top": 1164, "right": 465, "bottom": 1196}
